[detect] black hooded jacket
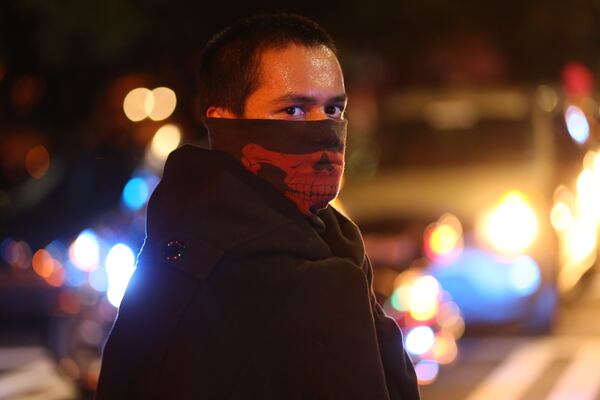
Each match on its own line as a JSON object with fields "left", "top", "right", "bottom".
{"left": 95, "top": 144, "right": 420, "bottom": 399}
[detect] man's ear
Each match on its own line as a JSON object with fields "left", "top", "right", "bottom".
{"left": 206, "top": 106, "right": 238, "bottom": 119}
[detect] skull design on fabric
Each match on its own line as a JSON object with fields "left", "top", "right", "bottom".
{"left": 241, "top": 144, "right": 344, "bottom": 215}
{"left": 206, "top": 117, "right": 347, "bottom": 216}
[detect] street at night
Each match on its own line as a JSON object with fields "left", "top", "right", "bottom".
{"left": 1, "top": 270, "right": 600, "bottom": 399}
{"left": 422, "top": 271, "right": 600, "bottom": 400}
{"left": 4, "top": 2, "right": 600, "bottom": 399}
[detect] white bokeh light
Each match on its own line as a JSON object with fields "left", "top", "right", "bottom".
{"left": 69, "top": 229, "right": 100, "bottom": 271}
{"left": 105, "top": 243, "right": 136, "bottom": 307}
{"left": 405, "top": 326, "right": 435, "bottom": 355}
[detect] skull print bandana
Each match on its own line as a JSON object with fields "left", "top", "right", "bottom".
{"left": 206, "top": 117, "right": 347, "bottom": 217}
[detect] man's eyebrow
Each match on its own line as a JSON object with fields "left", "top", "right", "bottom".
{"left": 329, "top": 94, "right": 348, "bottom": 103}
{"left": 271, "top": 93, "right": 348, "bottom": 105}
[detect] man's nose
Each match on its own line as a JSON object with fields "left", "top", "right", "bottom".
{"left": 313, "top": 152, "right": 334, "bottom": 172}
{"left": 305, "top": 109, "right": 330, "bottom": 121}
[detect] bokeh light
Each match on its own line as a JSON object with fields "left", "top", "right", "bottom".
{"left": 425, "top": 214, "right": 464, "bottom": 262}
{"left": 536, "top": 85, "right": 558, "bottom": 113}
{"left": 64, "top": 260, "right": 89, "bottom": 287}
{"left": 594, "top": 151, "right": 600, "bottom": 174}
{"left": 562, "top": 62, "right": 594, "bottom": 97}
{"left": 577, "top": 168, "right": 595, "bottom": 197}
{"left": 45, "top": 240, "right": 67, "bottom": 261}
{"left": 46, "top": 261, "right": 65, "bottom": 287}
{"left": 405, "top": 326, "right": 435, "bottom": 355}
{"left": 408, "top": 275, "right": 440, "bottom": 321}
{"left": 122, "top": 177, "right": 150, "bottom": 211}
{"left": 415, "top": 360, "right": 440, "bottom": 385}
{"left": 88, "top": 266, "right": 109, "bottom": 292}
{"left": 509, "top": 256, "right": 541, "bottom": 295}
{"left": 432, "top": 332, "right": 458, "bottom": 365}
{"left": 481, "top": 191, "right": 538, "bottom": 254}
{"left": 583, "top": 150, "right": 597, "bottom": 170}
{"left": 123, "top": 87, "right": 152, "bottom": 122}
{"left": 123, "top": 86, "right": 177, "bottom": 122}
{"left": 429, "top": 224, "right": 459, "bottom": 255}
{"left": 5, "top": 240, "right": 32, "bottom": 269}
{"left": 69, "top": 229, "right": 100, "bottom": 271}
{"left": 563, "top": 221, "right": 597, "bottom": 263}
{"left": 148, "top": 87, "right": 177, "bottom": 121}
{"left": 105, "top": 243, "right": 136, "bottom": 307}
{"left": 564, "top": 105, "right": 589, "bottom": 144}
{"left": 149, "top": 124, "right": 181, "bottom": 160}
{"left": 550, "top": 202, "right": 573, "bottom": 232}
{"left": 25, "top": 145, "right": 50, "bottom": 179}
{"left": 436, "top": 301, "right": 465, "bottom": 339}
{"left": 80, "top": 320, "right": 103, "bottom": 346}
{"left": 576, "top": 168, "right": 600, "bottom": 222}
{"left": 390, "top": 284, "right": 411, "bottom": 312}
{"left": 559, "top": 220, "right": 598, "bottom": 292}
{"left": 32, "top": 249, "right": 54, "bottom": 278}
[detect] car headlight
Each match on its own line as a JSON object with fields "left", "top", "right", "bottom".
{"left": 480, "top": 190, "right": 538, "bottom": 254}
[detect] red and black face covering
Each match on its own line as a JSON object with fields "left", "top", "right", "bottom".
{"left": 206, "top": 118, "right": 347, "bottom": 216}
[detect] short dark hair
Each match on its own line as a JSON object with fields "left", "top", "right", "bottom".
{"left": 195, "top": 13, "right": 337, "bottom": 124}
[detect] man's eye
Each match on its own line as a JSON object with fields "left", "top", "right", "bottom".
{"left": 325, "top": 105, "right": 344, "bottom": 117}
{"left": 284, "top": 106, "right": 303, "bottom": 116}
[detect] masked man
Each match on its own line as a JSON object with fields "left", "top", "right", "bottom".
{"left": 96, "top": 13, "right": 420, "bottom": 400}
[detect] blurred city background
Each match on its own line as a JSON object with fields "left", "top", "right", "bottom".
{"left": 2, "top": 1, "right": 600, "bottom": 399}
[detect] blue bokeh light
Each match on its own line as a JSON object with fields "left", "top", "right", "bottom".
{"left": 429, "top": 248, "right": 542, "bottom": 324}
{"left": 122, "top": 177, "right": 150, "bottom": 210}
{"left": 565, "top": 106, "right": 589, "bottom": 144}
{"left": 509, "top": 256, "right": 541, "bottom": 296}
{"left": 89, "top": 265, "right": 109, "bottom": 292}
{"left": 64, "top": 260, "right": 88, "bottom": 287}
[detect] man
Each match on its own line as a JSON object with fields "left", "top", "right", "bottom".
{"left": 96, "top": 13, "right": 420, "bottom": 400}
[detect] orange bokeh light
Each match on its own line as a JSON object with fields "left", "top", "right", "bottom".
{"left": 46, "top": 261, "right": 65, "bottom": 287}
{"left": 25, "top": 145, "right": 50, "bottom": 179}
{"left": 32, "top": 249, "right": 54, "bottom": 278}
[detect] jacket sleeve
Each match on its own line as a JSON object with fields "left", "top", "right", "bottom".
{"left": 362, "top": 254, "right": 421, "bottom": 400}
{"left": 95, "top": 257, "right": 200, "bottom": 400}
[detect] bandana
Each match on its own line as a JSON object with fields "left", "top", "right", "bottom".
{"left": 206, "top": 118, "right": 347, "bottom": 217}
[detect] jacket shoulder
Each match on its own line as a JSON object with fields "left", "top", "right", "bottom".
{"left": 139, "top": 234, "right": 224, "bottom": 281}
{"left": 96, "top": 245, "right": 202, "bottom": 399}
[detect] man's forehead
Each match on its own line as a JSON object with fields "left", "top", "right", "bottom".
{"left": 258, "top": 43, "right": 340, "bottom": 72}
{"left": 256, "top": 43, "right": 345, "bottom": 93}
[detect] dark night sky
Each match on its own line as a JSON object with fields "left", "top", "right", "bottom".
{"left": 4, "top": 1, "right": 600, "bottom": 77}
{"left": 3, "top": 0, "right": 600, "bottom": 132}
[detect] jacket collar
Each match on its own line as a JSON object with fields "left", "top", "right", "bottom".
{"left": 146, "top": 144, "right": 365, "bottom": 265}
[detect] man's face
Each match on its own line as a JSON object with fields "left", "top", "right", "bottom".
{"left": 207, "top": 43, "right": 347, "bottom": 121}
